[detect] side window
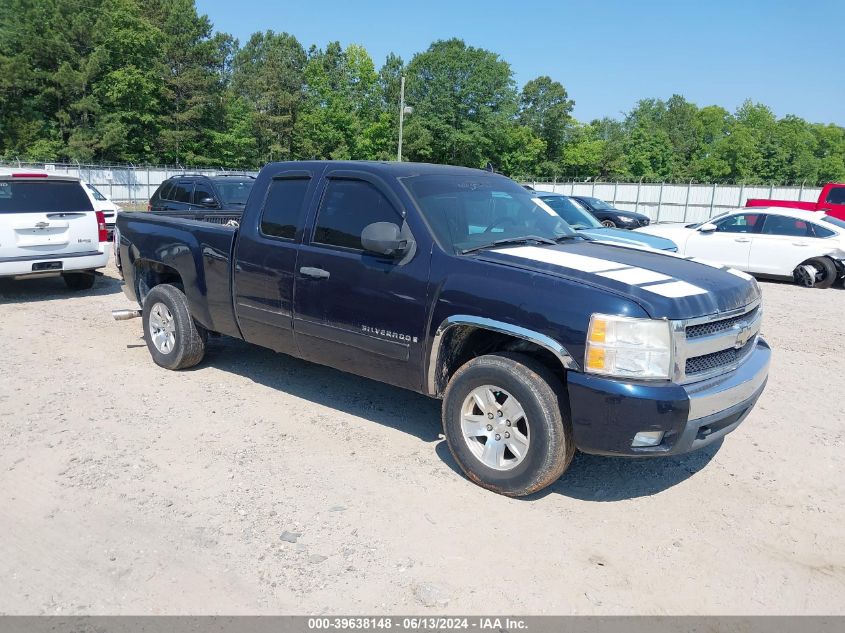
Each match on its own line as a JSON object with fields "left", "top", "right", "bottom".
{"left": 825, "top": 187, "right": 845, "bottom": 205}
{"left": 158, "top": 181, "right": 175, "bottom": 201}
{"left": 259, "top": 178, "right": 311, "bottom": 240}
{"left": 171, "top": 181, "right": 192, "bottom": 203}
{"left": 715, "top": 213, "right": 760, "bottom": 233}
{"left": 192, "top": 182, "right": 216, "bottom": 205}
{"left": 809, "top": 223, "right": 835, "bottom": 238}
{"left": 760, "top": 215, "right": 810, "bottom": 237}
{"left": 314, "top": 179, "right": 402, "bottom": 250}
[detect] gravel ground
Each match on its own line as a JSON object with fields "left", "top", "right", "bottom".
{"left": 1, "top": 263, "right": 843, "bottom": 615}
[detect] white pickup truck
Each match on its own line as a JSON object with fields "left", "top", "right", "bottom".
{"left": 0, "top": 172, "right": 110, "bottom": 289}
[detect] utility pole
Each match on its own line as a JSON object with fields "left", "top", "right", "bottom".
{"left": 397, "top": 76, "right": 412, "bottom": 162}
{"left": 398, "top": 76, "right": 406, "bottom": 162}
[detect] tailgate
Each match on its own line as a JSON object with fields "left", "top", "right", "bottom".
{"left": 0, "top": 179, "right": 99, "bottom": 259}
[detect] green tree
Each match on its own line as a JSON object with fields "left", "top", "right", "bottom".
{"left": 518, "top": 76, "right": 573, "bottom": 168}
{"left": 232, "top": 30, "right": 306, "bottom": 162}
{"left": 404, "top": 38, "right": 517, "bottom": 167}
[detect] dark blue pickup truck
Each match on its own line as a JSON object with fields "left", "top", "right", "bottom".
{"left": 116, "top": 161, "right": 770, "bottom": 496}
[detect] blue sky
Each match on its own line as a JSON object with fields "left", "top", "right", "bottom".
{"left": 196, "top": 0, "right": 844, "bottom": 125}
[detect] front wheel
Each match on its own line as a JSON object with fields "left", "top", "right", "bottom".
{"left": 601, "top": 219, "right": 617, "bottom": 228}
{"left": 141, "top": 284, "right": 207, "bottom": 370}
{"left": 442, "top": 352, "right": 575, "bottom": 496}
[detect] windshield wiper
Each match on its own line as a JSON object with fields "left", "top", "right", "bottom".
{"left": 554, "top": 234, "right": 587, "bottom": 243}
{"left": 460, "top": 235, "right": 556, "bottom": 255}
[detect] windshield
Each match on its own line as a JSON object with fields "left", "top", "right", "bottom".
{"left": 85, "top": 183, "right": 107, "bottom": 201}
{"left": 583, "top": 196, "right": 613, "bottom": 210}
{"left": 402, "top": 174, "right": 577, "bottom": 254}
{"left": 821, "top": 215, "right": 845, "bottom": 230}
{"left": 214, "top": 180, "right": 253, "bottom": 205}
{"left": 539, "top": 196, "right": 603, "bottom": 230}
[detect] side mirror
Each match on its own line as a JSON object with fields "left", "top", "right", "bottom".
{"left": 698, "top": 222, "right": 717, "bottom": 233}
{"left": 199, "top": 197, "right": 218, "bottom": 207}
{"left": 361, "top": 222, "right": 412, "bottom": 257}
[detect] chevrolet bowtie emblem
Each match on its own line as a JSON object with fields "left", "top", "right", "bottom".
{"left": 34, "top": 221, "right": 49, "bottom": 229}
{"left": 733, "top": 321, "right": 752, "bottom": 349}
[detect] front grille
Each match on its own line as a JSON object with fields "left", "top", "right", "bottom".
{"left": 686, "top": 306, "right": 760, "bottom": 339}
{"left": 686, "top": 339, "right": 755, "bottom": 375}
{"left": 638, "top": 218, "right": 650, "bottom": 227}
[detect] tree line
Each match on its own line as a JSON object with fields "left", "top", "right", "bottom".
{"left": 2, "top": 0, "right": 844, "bottom": 185}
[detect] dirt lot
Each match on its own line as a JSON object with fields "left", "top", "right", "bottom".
{"left": 1, "top": 263, "right": 843, "bottom": 615}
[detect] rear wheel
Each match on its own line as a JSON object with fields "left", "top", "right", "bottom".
{"left": 794, "top": 257, "right": 837, "bottom": 289}
{"left": 142, "top": 284, "right": 206, "bottom": 370}
{"left": 62, "top": 271, "right": 95, "bottom": 290}
{"left": 442, "top": 352, "right": 574, "bottom": 497}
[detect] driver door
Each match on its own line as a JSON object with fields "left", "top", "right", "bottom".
{"left": 292, "top": 172, "right": 431, "bottom": 391}
{"left": 684, "top": 212, "right": 762, "bottom": 270}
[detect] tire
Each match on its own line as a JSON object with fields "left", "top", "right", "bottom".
{"left": 141, "top": 284, "right": 207, "bottom": 370}
{"left": 442, "top": 352, "right": 575, "bottom": 497}
{"left": 62, "top": 271, "right": 95, "bottom": 290}
{"left": 601, "top": 219, "right": 617, "bottom": 228}
{"left": 794, "top": 257, "right": 837, "bottom": 289}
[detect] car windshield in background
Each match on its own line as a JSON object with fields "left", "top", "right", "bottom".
{"left": 215, "top": 180, "right": 253, "bottom": 205}
{"left": 86, "top": 183, "right": 108, "bottom": 201}
{"left": 0, "top": 180, "right": 94, "bottom": 213}
{"left": 402, "top": 174, "right": 577, "bottom": 254}
{"left": 583, "top": 197, "right": 613, "bottom": 210}
{"left": 821, "top": 215, "right": 845, "bottom": 230}
{"left": 539, "top": 196, "right": 602, "bottom": 230}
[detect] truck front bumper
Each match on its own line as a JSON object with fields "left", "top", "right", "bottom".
{"left": 567, "top": 337, "right": 770, "bottom": 456}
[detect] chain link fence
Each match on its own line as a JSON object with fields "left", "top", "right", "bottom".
{"left": 0, "top": 160, "right": 823, "bottom": 223}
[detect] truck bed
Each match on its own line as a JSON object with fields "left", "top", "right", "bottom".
{"left": 117, "top": 211, "right": 242, "bottom": 338}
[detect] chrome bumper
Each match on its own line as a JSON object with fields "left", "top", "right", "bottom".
{"left": 686, "top": 338, "right": 771, "bottom": 421}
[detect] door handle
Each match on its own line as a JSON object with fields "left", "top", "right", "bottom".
{"left": 734, "top": 238, "right": 751, "bottom": 243}
{"left": 792, "top": 242, "right": 807, "bottom": 246}
{"left": 299, "top": 266, "right": 330, "bottom": 280}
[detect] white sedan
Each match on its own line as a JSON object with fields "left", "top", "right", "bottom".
{"left": 635, "top": 207, "right": 845, "bottom": 288}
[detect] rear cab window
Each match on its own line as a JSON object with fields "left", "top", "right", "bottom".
{"left": 825, "top": 187, "right": 845, "bottom": 205}
{"left": 260, "top": 178, "right": 311, "bottom": 240}
{"left": 0, "top": 179, "right": 94, "bottom": 213}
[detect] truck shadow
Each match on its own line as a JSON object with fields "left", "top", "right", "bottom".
{"left": 434, "top": 441, "right": 720, "bottom": 502}
{"left": 200, "top": 336, "right": 720, "bottom": 500}
{"left": 0, "top": 271, "right": 123, "bottom": 303}
{"left": 199, "top": 336, "right": 443, "bottom": 443}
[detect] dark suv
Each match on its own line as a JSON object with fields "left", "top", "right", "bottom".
{"left": 149, "top": 174, "right": 255, "bottom": 223}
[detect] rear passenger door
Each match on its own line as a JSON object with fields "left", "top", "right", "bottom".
{"left": 233, "top": 170, "right": 316, "bottom": 356}
{"left": 749, "top": 214, "right": 820, "bottom": 276}
{"left": 292, "top": 172, "right": 431, "bottom": 391}
{"left": 165, "top": 180, "right": 193, "bottom": 212}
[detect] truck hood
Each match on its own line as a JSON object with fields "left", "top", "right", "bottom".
{"left": 475, "top": 241, "right": 760, "bottom": 320}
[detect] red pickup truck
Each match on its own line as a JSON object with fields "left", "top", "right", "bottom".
{"left": 747, "top": 183, "right": 845, "bottom": 221}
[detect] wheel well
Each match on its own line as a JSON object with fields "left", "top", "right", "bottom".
{"left": 432, "top": 325, "right": 567, "bottom": 397}
{"left": 134, "top": 260, "right": 183, "bottom": 304}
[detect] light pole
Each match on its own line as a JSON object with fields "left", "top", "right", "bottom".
{"left": 397, "top": 76, "right": 413, "bottom": 161}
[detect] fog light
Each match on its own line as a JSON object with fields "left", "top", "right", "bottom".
{"left": 632, "top": 431, "right": 665, "bottom": 447}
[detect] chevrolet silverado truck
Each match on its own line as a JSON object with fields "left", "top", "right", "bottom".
{"left": 747, "top": 182, "right": 845, "bottom": 222}
{"left": 115, "top": 161, "right": 770, "bottom": 496}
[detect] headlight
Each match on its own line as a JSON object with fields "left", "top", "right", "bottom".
{"left": 616, "top": 215, "right": 634, "bottom": 222}
{"left": 585, "top": 314, "right": 672, "bottom": 379}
